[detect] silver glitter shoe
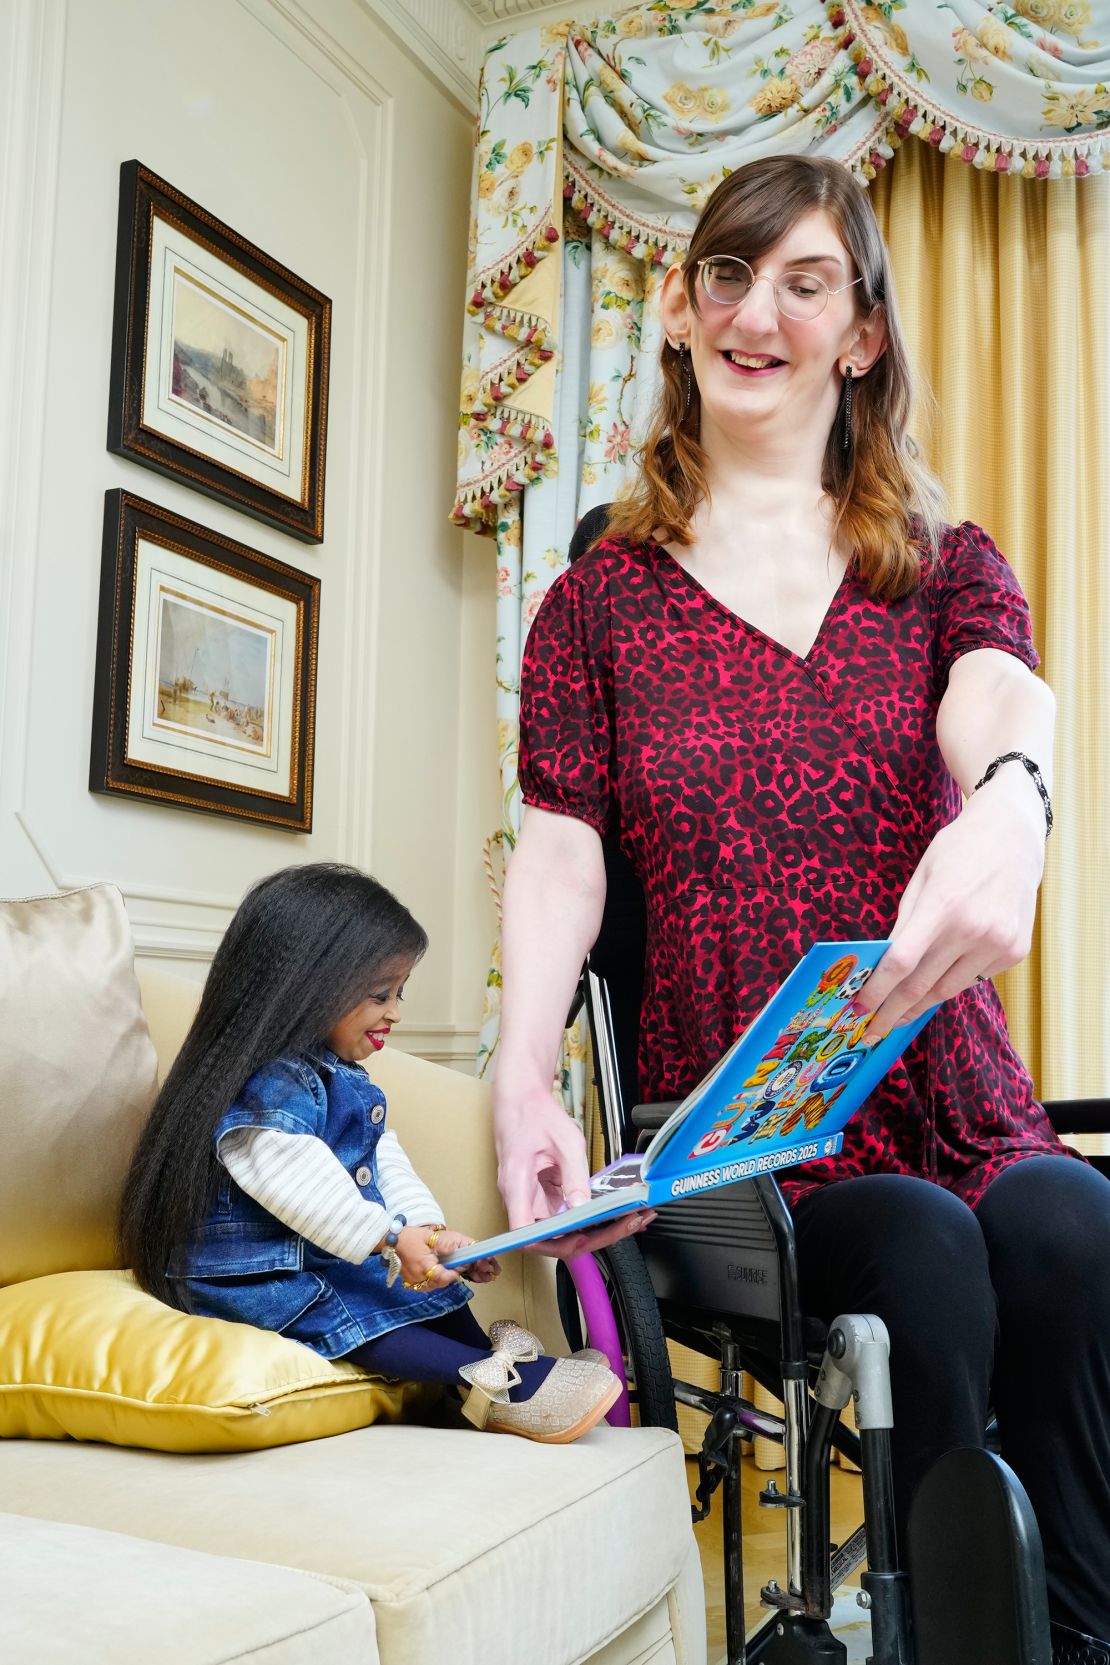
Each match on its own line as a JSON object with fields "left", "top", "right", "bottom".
{"left": 458, "top": 1320, "right": 543, "bottom": 1429}
{"left": 492, "top": 1312, "right": 612, "bottom": 1365}
{"left": 487, "top": 1320, "right": 607, "bottom": 1368}
{"left": 485, "top": 1358, "right": 621, "bottom": 1444}
{"left": 487, "top": 1318, "right": 543, "bottom": 1355}
{"left": 490, "top": 1320, "right": 612, "bottom": 1370}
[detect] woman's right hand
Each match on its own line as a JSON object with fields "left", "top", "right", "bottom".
{"left": 493, "top": 807, "right": 652, "bottom": 1254}
{"left": 394, "top": 1225, "right": 460, "bottom": 1289}
{"left": 496, "top": 1085, "right": 595, "bottom": 1225}
{"left": 495, "top": 1085, "right": 656, "bottom": 1256}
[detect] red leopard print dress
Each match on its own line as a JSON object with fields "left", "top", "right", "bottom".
{"left": 518, "top": 521, "right": 1066, "bottom": 1209}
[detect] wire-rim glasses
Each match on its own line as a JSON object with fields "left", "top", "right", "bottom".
{"left": 696, "top": 255, "right": 864, "bottom": 321}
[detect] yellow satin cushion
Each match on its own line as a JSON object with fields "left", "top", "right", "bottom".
{"left": 0, "top": 1269, "right": 434, "bottom": 1453}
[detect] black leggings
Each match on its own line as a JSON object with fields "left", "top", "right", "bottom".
{"left": 793, "top": 1155, "right": 1110, "bottom": 1636}
{"left": 344, "top": 1305, "right": 555, "bottom": 1402}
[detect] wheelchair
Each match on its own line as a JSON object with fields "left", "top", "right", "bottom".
{"left": 554, "top": 505, "right": 1109, "bottom": 1664}
{"left": 561, "top": 835, "right": 1109, "bottom": 1665}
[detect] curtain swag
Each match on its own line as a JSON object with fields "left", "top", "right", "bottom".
{"left": 453, "top": 0, "right": 1110, "bottom": 533}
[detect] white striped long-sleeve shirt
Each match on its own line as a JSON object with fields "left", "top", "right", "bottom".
{"left": 218, "top": 1126, "right": 445, "bottom": 1265}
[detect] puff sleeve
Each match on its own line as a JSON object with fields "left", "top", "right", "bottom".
{"left": 518, "top": 566, "right": 617, "bottom": 836}
{"left": 931, "top": 521, "right": 1040, "bottom": 692}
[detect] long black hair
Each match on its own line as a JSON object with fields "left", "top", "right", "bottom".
{"left": 120, "top": 863, "right": 428, "bottom": 1308}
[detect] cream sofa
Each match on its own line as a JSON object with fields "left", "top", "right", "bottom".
{"left": 0, "top": 919, "right": 705, "bottom": 1665}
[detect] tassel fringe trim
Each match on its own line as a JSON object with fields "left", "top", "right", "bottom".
{"left": 451, "top": 419, "right": 558, "bottom": 533}
{"left": 468, "top": 217, "right": 561, "bottom": 315}
{"left": 828, "top": 3, "right": 1109, "bottom": 180}
{"left": 455, "top": 12, "right": 1110, "bottom": 535}
{"left": 562, "top": 153, "right": 687, "bottom": 267}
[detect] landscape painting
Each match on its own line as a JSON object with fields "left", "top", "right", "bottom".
{"left": 90, "top": 490, "right": 320, "bottom": 829}
{"left": 154, "top": 590, "right": 274, "bottom": 758}
{"left": 108, "top": 161, "right": 330, "bottom": 541}
{"left": 169, "top": 270, "right": 284, "bottom": 457}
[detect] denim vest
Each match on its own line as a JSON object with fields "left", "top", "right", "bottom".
{"left": 171, "top": 1047, "right": 470, "bottom": 1357}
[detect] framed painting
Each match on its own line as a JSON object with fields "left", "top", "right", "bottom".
{"left": 90, "top": 490, "right": 319, "bottom": 829}
{"left": 107, "top": 161, "right": 331, "bottom": 542}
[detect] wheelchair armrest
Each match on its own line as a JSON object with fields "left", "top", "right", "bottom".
{"left": 630, "top": 1099, "right": 682, "bottom": 1155}
{"left": 1043, "top": 1098, "right": 1110, "bottom": 1136}
{"left": 630, "top": 1099, "right": 682, "bottom": 1131}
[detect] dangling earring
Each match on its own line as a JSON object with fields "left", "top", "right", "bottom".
{"left": 679, "top": 342, "right": 692, "bottom": 418}
{"left": 841, "top": 364, "right": 854, "bottom": 453}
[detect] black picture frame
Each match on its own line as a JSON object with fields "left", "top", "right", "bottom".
{"left": 107, "top": 160, "right": 331, "bottom": 542}
{"left": 90, "top": 490, "right": 319, "bottom": 830}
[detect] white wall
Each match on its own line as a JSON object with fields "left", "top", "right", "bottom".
{"left": 0, "top": 0, "right": 499, "bottom": 1065}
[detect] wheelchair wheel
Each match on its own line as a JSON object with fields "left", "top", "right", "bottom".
{"left": 596, "top": 1238, "right": 679, "bottom": 1433}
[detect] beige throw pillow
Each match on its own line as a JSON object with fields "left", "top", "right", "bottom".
{"left": 0, "top": 884, "right": 159, "bottom": 1284}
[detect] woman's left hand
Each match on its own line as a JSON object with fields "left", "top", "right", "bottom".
{"left": 855, "top": 767, "right": 1047, "bottom": 1042}
{"left": 462, "top": 1257, "right": 501, "bottom": 1284}
{"left": 429, "top": 1229, "right": 501, "bottom": 1285}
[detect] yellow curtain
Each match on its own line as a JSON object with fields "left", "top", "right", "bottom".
{"left": 871, "top": 143, "right": 1110, "bottom": 1103}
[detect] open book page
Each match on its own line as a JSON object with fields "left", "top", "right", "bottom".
{"left": 637, "top": 975, "right": 786, "bottom": 1171}
{"left": 442, "top": 941, "right": 935, "bottom": 1267}
{"left": 440, "top": 1186, "right": 648, "bottom": 1268}
{"left": 641, "top": 940, "right": 933, "bottom": 1189}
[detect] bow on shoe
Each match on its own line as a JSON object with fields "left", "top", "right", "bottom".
{"left": 458, "top": 1323, "right": 541, "bottom": 1429}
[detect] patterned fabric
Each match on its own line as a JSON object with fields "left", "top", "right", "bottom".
{"left": 460, "top": 1, "right": 1110, "bottom": 1097}
{"left": 455, "top": 2, "right": 1110, "bottom": 534}
{"left": 517, "top": 521, "right": 1069, "bottom": 1208}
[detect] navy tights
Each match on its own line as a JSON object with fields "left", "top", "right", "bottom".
{"left": 793, "top": 1156, "right": 1110, "bottom": 1637}
{"left": 345, "top": 1304, "right": 556, "bottom": 1402}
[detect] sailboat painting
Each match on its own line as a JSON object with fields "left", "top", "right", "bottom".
{"left": 154, "top": 591, "right": 274, "bottom": 759}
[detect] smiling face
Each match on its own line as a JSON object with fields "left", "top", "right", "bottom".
{"left": 660, "top": 207, "right": 886, "bottom": 456}
{"left": 325, "top": 961, "right": 414, "bottom": 1063}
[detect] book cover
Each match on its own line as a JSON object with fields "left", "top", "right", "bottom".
{"left": 443, "top": 940, "right": 935, "bottom": 1267}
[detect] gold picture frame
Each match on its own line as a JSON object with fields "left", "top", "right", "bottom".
{"left": 90, "top": 491, "right": 319, "bottom": 829}
{"left": 108, "top": 161, "right": 331, "bottom": 542}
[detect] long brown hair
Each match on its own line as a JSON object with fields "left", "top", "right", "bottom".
{"left": 603, "top": 156, "right": 944, "bottom": 599}
{"left": 120, "top": 864, "right": 428, "bottom": 1309}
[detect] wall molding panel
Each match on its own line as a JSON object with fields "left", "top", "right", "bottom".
{"left": 0, "top": 0, "right": 68, "bottom": 897}
{"left": 245, "top": 0, "right": 393, "bottom": 870}
{"left": 359, "top": 0, "right": 482, "bottom": 107}
{"left": 1, "top": 0, "right": 493, "bottom": 1061}
{"left": 4, "top": 0, "right": 395, "bottom": 956}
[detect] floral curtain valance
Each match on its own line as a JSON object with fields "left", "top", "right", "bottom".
{"left": 454, "top": 0, "right": 1110, "bottom": 532}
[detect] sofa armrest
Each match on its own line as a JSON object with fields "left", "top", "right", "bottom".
{"left": 364, "top": 1049, "right": 503, "bottom": 1240}
{"left": 135, "top": 963, "right": 203, "bottom": 1085}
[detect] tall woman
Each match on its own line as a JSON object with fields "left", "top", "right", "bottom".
{"left": 493, "top": 157, "right": 1110, "bottom": 1657}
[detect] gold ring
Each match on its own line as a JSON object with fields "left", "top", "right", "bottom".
{"left": 426, "top": 1227, "right": 443, "bottom": 1252}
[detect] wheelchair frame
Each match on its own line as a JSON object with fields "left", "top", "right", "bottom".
{"left": 575, "top": 957, "right": 1110, "bottom": 1665}
{"left": 578, "top": 960, "right": 856, "bottom": 1663}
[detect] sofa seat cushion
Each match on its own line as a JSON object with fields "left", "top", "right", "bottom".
{"left": 2, "top": 1511, "right": 377, "bottom": 1665}
{"left": 0, "top": 1269, "right": 434, "bottom": 1452}
{"left": 0, "top": 1422, "right": 695, "bottom": 1665}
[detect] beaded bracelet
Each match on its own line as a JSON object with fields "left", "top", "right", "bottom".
{"left": 972, "top": 752, "right": 1053, "bottom": 839}
{"left": 379, "top": 1212, "right": 407, "bottom": 1288}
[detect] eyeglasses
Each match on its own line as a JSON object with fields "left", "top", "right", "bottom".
{"left": 696, "top": 256, "right": 864, "bottom": 321}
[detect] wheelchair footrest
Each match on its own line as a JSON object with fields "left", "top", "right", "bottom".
{"left": 907, "top": 1447, "right": 1052, "bottom": 1665}
{"left": 748, "top": 1614, "right": 847, "bottom": 1664}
